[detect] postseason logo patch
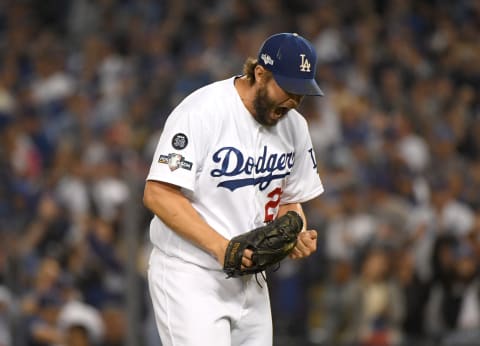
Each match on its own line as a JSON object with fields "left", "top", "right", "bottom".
{"left": 159, "top": 153, "right": 192, "bottom": 171}
{"left": 172, "top": 133, "right": 188, "bottom": 150}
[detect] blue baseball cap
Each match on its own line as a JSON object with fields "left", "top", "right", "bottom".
{"left": 257, "top": 33, "right": 324, "bottom": 96}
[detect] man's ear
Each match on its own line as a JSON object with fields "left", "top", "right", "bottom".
{"left": 254, "top": 65, "right": 266, "bottom": 83}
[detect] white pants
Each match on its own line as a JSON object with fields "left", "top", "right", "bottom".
{"left": 148, "top": 247, "right": 273, "bottom": 346}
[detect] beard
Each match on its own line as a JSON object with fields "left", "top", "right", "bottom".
{"left": 252, "top": 84, "right": 280, "bottom": 127}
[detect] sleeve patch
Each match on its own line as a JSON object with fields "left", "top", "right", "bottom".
{"left": 159, "top": 153, "right": 192, "bottom": 171}
{"left": 172, "top": 133, "right": 188, "bottom": 150}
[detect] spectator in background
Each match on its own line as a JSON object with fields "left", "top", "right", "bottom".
{"left": 24, "top": 291, "right": 64, "bottom": 346}
{"left": 407, "top": 173, "right": 475, "bottom": 282}
{"left": 426, "top": 239, "right": 480, "bottom": 345}
{"left": 366, "top": 167, "right": 412, "bottom": 249}
{"left": 342, "top": 247, "right": 405, "bottom": 346}
{"left": 395, "top": 247, "right": 431, "bottom": 346}
{"left": 58, "top": 299, "right": 104, "bottom": 346}
{"left": 325, "top": 180, "right": 377, "bottom": 267}
{"left": 19, "top": 194, "right": 72, "bottom": 265}
{"left": 311, "top": 258, "right": 353, "bottom": 345}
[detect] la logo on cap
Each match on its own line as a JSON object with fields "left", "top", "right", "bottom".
{"left": 299, "top": 54, "right": 311, "bottom": 72}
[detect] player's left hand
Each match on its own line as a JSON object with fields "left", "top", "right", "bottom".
{"left": 289, "top": 230, "right": 317, "bottom": 259}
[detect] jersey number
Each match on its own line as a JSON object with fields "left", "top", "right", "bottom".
{"left": 264, "top": 187, "right": 283, "bottom": 222}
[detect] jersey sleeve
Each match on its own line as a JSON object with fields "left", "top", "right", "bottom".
{"left": 281, "top": 119, "right": 324, "bottom": 204}
{"left": 146, "top": 103, "right": 207, "bottom": 192}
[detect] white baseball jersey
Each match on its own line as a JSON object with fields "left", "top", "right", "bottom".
{"left": 146, "top": 76, "right": 324, "bottom": 269}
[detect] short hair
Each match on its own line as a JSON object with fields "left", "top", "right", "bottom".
{"left": 242, "top": 57, "right": 272, "bottom": 85}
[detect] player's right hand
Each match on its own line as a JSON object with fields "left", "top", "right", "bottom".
{"left": 289, "top": 229, "right": 317, "bottom": 259}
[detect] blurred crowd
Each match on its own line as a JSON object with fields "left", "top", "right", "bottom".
{"left": 0, "top": 0, "right": 479, "bottom": 345}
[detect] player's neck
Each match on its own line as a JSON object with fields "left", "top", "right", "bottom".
{"left": 234, "top": 76, "right": 256, "bottom": 117}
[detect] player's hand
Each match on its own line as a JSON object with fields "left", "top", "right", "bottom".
{"left": 289, "top": 230, "right": 317, "bottom": 259}
{"left": 216, "top": 239, "right": 254, "bottom": 268}
{"left": 241, "top": 249, "right": 254, "bottom": 269}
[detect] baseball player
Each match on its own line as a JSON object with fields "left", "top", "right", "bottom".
{"left": 144, "top": 33, "right": 324, "bottom": 346}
